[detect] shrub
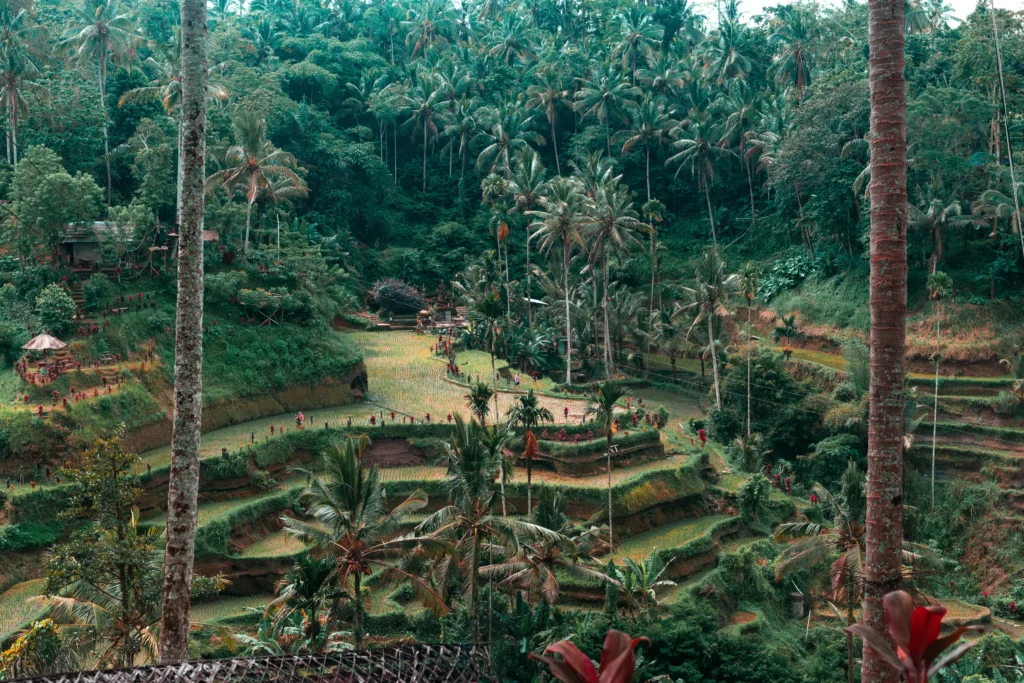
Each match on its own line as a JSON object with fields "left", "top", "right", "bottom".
{"left": 738, "top": 474, "right": 772, "bottom": 524}
{"left": 250, "top": 469, "right": 277, "bottom": 492}
{"left": 81, "top": 275, "right": 113, "bottom": 311}
{"left": 34, "top": 284, "right": 75, "bottom": 334}
{"left": 367, "top": 278, "right": 424, "bottom": 315}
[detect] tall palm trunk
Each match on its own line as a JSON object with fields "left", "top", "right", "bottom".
{"left": 243, "top": 200, "right": 253, "bottom": 256}
{"left": 703, "top": 170, "right": 717, "bottom": 245}
{"left": 98, "top": 47, "right": 112, "bottom": 206}
{"left": 422, "top": 123, "right": 428, "bottom": 191}
{"left": 602, "top": 250, "right": 614, "bottom": 376}
{"left": 550, "top": 110, "right": 560, "bottom": 175}
{"left": 525, "top": 222, "right": 533, "bottom": 328}
{"left": 747, "top": 303, "right": 753, "bottom": 438}
{"left": 490, "top": 325, "right": 500, "bottom": 419}
{"left": 708, "top": 315, "right": 722, "bottom": 407}
{"left": 563, "top": 240, "right": 573, "bottom": 385}
{"left": 862, "top": 0, "right": 908, "bottom": 679}
{"left": 471, "top": 527, "right": 481, "bottom": 643}
{"left": 931, "top": 302, "right": 940, "bottom": 510}
{"left": 353, "top": 570, "right": 363, "bottom": 648}
{"left": 159, "top": 0, "right": 208, "bottom": 663}
{"left": 605, "top": 119, "right": 611, "bottom": 158}
{"left": 606, "top": 429, "right": 613, "bottom": 554}
{"left": 745, "top": 156, "right": 757, "bottom": 228}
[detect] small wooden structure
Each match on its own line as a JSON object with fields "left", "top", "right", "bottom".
{"left": 22, "top": 334, "right": 67, "bottom": 352}
{"left": 7, "top": 645, "right": 495, "bottom": 683}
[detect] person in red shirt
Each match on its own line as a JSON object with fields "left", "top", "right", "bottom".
{"left": 698, "top": 428, "right": 707, "bottom": 447}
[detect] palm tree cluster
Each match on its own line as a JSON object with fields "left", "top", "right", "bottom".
{"left": 273, "top": 417, "right": 643, "bottom": 651}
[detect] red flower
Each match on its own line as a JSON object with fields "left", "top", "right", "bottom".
{"left": 524, "top": 430, "right": 538, "bottom": 461}
{"left": 847, "top": 591, "right": 982, "bottom": 683}
{"left": 530, "top": 629, "right": 649, "bottom": 683}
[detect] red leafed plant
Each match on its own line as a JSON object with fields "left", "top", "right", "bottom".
{"left": 530, "top": 629, "right": 649, "bottom": 683}
{"left": 846, "top": 591, "right": 983, "bottom": 683}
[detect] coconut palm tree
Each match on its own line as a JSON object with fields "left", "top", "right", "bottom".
{"left": 908, "top": 177, "right": 972, "bottom": 275}
{"left": 638, "top": 52, "right": 689, "bottom": 100}
{"left": 205, "top": 110, "right": 306, "bottom": 257}
{"left": 767, "top": 5, "right": 819, "bottom": 100}
{"left": 614, "top": 93, "right": 673, "bottom": 203}
{"left": 862, "top": 1, "right": 910, "bottom": 677}
{"left": 473, "top": 287, "right": 506, "bottom": 419}
{"left": 737, "top": 262, "right": 761, "bottom": 438}
{"left": 530, "top": 176, "right": 586, "bottom": 384}
{"left": 473, "top": 104, "right": 545, "bottom": 175}
{"left": 718, "top": 83, "right": 762, "bottom": 228}
{"left": 505, "top": 389, "right": 553, "bottom": 513}
{"left": 574, "top": 61, "right": 641, "bottom": 158}
{"left": 525, "top": 67, "right": 568, "bottom": 174}
{"left": 403, "top": 0, "right": 455, "bottom": 58}
{"left": 266, "top": 554, "right": 346, "bottom": 651}
{"left": 0, "top": 1, "right": 47, "bottom": 168}
{"left": 508, "top": 149, "right": 547, "bottom": 327}
{"left": 486, "top": 14, "right": 539, "bottom": 66}
{"left": 926, "top": 271, "right": 952, "bottom": 511}
{"left": 282, "top": 437, "right": 446, "bottom": 648}
{"left": 667, "top": 107, "right": 733, "bottom": 245}
{"left": 699, "top": 4, "right": 752, "bottom": 86}
{"left": 682, "top": 248, "right": 738, "bottom": 408}
{"left": 481, "top": 506, "right": 607, "bottom": 605}
{"left": 583, "top": 182, "right": 648, "bottom": 376}
{"left": 400, "top": 73, "right": 448, "bottom": 191}
{"left": 587, "top": 380, "right": 625, "bottom": 554}
{"left": 465, "top": 381, "right": 495, "bottom": 425}
{"left": 441, "top": 98, "right": 480, "bottom": 182}
{"left": 479, "top": 422, "right": 515, "bottom": 516}
{"left": 60, "top": 0, "right": 139, "bottom": 206}
{"left": 612, "top": 7, "right": 663, "bottom": 85}
{"left": 418, "top": 416, "right": 560, "bottom": 642}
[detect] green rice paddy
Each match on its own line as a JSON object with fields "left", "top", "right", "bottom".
{"left": 614, "top": 515, "right": 732, "bottom": 561}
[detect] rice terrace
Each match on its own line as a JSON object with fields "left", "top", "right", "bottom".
{"left": 0, "top": 0, "right": 1022, "bottom": 681}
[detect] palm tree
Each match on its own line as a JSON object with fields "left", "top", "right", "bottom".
{"left": 908, "top": 177, "right": 971, "bottom": 275}
{"left": 583, "top": 183, "right": 648, "bottom": 376}
{"left": 682, "top": 248, "right": 738, "bottom": 408}
{"left": 574, "top": 61, "right": 640, "bottom": 158}
{"left": 205, "top": 110, "right": 306, "bottom": 257}
{"left": 737, "top": 262, "right": 761, "bottom": 439}
{"left": 401, "top": 74, "right": 448, "bottom": 191}
{"left": 972, "top": 181, "right": 1023, "bottom": 258}
{"left": 863, "top": 0, "right": 909, "bottom": 676}
{"left": 480, "top": 422, "right": 516, "bottom": 517}
{"left": 283, "top": 437, "right": 445, "bottom": 648}
{"left": 473, "top": 287, "right": 506, "bottom": 419}
{"left": 505, "top": 389, "right": 553, "bottom": 513}
{"left": 638, "top": 52, "right": 688, "bottom": 100}
{"left": 525, "top": 67, "right": 568, "bottom": 174}
{"left": 0, "top": 1, "right": 46, "bottom": 168}
{"left": 158, "top": 0, "right": 206, "bottom": 662}
{"left": 719, "top": 83, "right": 762, "bottom": 228}
{"left": 530, "top": 176, "right": 586, "bottom": 385}
{"left": 610, "top": 552, "right": 676, "bottom": 618}
{"left": 614, "top": 93, "right": 673, "bottom": 203}
{"left": 668, "top": 108, "right": 734, "bottom": 246}
{"left": 60, "top": 0, "right": 139, "bottom": 206}
{"left": 481, "top": 491, "right": 607, "bottom": 605}
{"left": 925, "top": 271, "right": 952, "bottom": 511}
{"left": 473, "top": 105, "right": 544, "bottom": 175}
{"left": 776, "top": 462, "right": 866, "bottom": 683}
{"left": 768, "top": 5, "right": 819, "bottom": 100}
{"left": 587, "top": 380, "right": 625, "bottom": 554}
{"left": 403, "top": 0, "right": 455, "bottom": 58}
{"left": 418, "top": 416, "right": 559, "bottom": 642}
{"left": 612, "top": 7, "right": 663, "bottom": 84}
{"left": 486, "top": 15, "right": 538, "bottom": 66}
{"left": 642, "top": 198, "right": 666, "bottom": 357}
{"left": 699, "top": 6, "right": 752, "bottom": 86}
{"left": 465, "top": 381, "right": 494, "bottom": 425}
{"left": 441, "top": 99, "right": 480, "bottom": 183}
{"left": 266, "top": 554, "right": 346, "bottom": 651}
{"left": 509, "top": 149, "right": 547, "bottom": 327}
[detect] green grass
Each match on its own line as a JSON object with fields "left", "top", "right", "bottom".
{"left": 0, "top": 579, "right": 46, "bottom": 642}
{"left": 143, "top": 475, "right": 304, "bottom": 529}
{"left": 191, "top": 594, "right": 273, "bottom": 624}
{"left": 615, "top": 515, "right": 732, "bottom": 561}
{"left": 784, "top": 348, "right": 847, "bottom": 371}
{"left": 238, "top": 531, "right": 307, "bottom": 558}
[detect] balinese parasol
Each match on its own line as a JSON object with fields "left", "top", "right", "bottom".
{"left": 22, "top": 334, "right": 67, "bottom": 351}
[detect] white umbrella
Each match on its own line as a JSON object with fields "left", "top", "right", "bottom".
{"left": 22, "top": 334, "right": 67, "bottom": 351}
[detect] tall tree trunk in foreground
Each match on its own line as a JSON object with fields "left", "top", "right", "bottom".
{"left": 159, "top": 0, "right": 208, "bottom": 663}
{"left": 862, "top": 0, "right": 907, "bottom": 680}
{"left": 602, "top": 251, "right": 615, "bottom": 376}
{"left": 563, "top": 240, "right": 573, "bottom": 385}
{"left": 99, "top": 47, "right": 112, "bottom": 206}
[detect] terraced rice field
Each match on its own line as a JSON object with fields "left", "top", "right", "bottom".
{"left": 0, "top": 579, "right": 46, "bottom": 641}
{"left": 239, "top": 531, "right": 307, "bottom": 558}
{"left": 144, "top": 477, "right": 303, "bottom": 528}
{"left": 614, "top": 515, "right": 732, "bottom": 561}
{"left": 191, "top": 594, "right": 273, "bottom": 624}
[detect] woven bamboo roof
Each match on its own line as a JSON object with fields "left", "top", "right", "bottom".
{"left": 10, "top": 645, "right": 495, "bottom": 683}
